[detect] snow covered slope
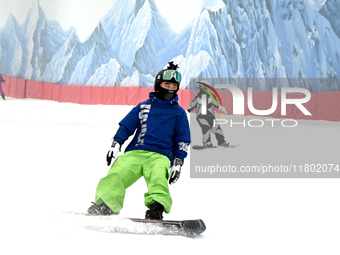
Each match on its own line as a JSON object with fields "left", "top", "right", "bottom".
{"left": 1, "top": 97, "right": 340, "bottom": 254}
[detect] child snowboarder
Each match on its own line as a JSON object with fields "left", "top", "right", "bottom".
{"left": 187, "top": 80, "right": 229, "bottom": 148}
{"left": 0, "top": 73, "right": 6, "bottom": 100}
{"left": 88, "top": 62, "right": 190, "bottom": 219}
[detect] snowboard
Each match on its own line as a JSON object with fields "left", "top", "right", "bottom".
{"left": 129, "top": 217, "right": 206, "bottom": 237}
{"left": 64, "top": 212, "right": 206, "bottom": 237}
{"left": 192, "top": 144, "right": 239, "bottom": 150}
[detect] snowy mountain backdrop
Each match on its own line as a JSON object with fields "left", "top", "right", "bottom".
{"left": 0, "top": 0, "right": 340, "bottom": 92}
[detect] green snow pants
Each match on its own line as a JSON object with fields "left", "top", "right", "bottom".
{"left": 94, "top": 150, "right": 172, "bottom": 214}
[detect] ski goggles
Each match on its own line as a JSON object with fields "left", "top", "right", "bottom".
{"left": 162, "top": 70, "right": 182, "bottom": 83}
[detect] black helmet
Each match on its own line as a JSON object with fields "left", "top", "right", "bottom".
{"left": 154, "top": 61, "right": 182, "bottom": 92}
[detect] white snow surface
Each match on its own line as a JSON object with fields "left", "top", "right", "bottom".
{"left": 1, "top": 97, "right": 340, "bottom": 255}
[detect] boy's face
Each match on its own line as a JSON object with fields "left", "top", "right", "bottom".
{"left": 160, "top": 81, "right": 178, "bottom": 91}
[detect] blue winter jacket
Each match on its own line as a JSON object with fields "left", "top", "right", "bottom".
{"left": 114, "top": 92, "right": 190, "bottom": 164}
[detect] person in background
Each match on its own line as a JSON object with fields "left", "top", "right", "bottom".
{"left": 0, "top": 73, "right": 6, "bottom": 100}
{"left": 187, "top": 80, "right": 229, "bottom": 148}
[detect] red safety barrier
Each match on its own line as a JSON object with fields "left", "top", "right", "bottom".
{"left": 17, "top": 78, "right": 27, "bottom": 99}
{"left": 91, "top": 87, "right": 103, "bottom": 105}
{"left": 140, "top": 87, "right": 154, "bottom": 102}
{"left": 177, "top": 89, "right": 184, "bottom": 107}
{"left": 5, "top": 76, "right": 16, "bottom": 97}
{"left": 112, "top": 87, "right": 127, "bottom": 105}
{"left": 15, "top": 78, "right": 27, "bottom": 99}
{"left": 101, "top": 87, "right": 115, "bottom": 105}
{"left": 126, "top": 86, "right": 140, "bottom": 105}
{"left": 2, "top": 75, "right": 340, "bottom": 121}
{"left": 188, "top": 90, "right": 325, "bottom": 121}
{"left": 2, "top": 76, "right": 10, "bottom": 95}
{"left": 293, "top": 93, "right": 317, "bottom": 120}
{"left": 26, "top": 80, "right": 43, "bottom": 99}
{"left": 51, "top": 83, "right": 61, "bottom": 102}
{"left": 41, "top": 82, "right": 52, "bottom": 101}
{"left": 181, "top": 89, "right": 191, "bottom": 110}
{"left": 6, "top": 76, "right": 26, "bottom": 99}
{"left": 316, "top": 92, "right": 340, "bottom": 121}
{"left": 177, "top": 89, "right": 191, "bottom": 110}
{"left": 60, "top": 85, "right": 84, "bottom": 104}
{"left": 80, "top": 86, "right": 92, "bottom": 105}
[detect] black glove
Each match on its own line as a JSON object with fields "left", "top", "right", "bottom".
{"left": 106, "top": 141, "right": 121, "bottom": 166}
{"left": 169, "top": 158, "right": 183, "bottom": 185}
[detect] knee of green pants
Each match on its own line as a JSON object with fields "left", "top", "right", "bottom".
{"left": 94, "top": 172, "right": 126, "bottom": 214}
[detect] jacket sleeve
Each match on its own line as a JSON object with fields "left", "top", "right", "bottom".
{"left": 173, "top": 110, "right": 191, "bottom": 162}
{"left": 113, "top": 105, "right": 139, "bottom": 145}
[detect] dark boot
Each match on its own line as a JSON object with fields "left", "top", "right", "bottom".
{"left": 87, "top": 202, "right": 116, "bottom": 215}
{"left": 218, "top": 141, "right": 229, "bottom": 147}
{"left": 203, "top": 142, "right": 213, "bottom": 147}
{"left": 145, "top": 202, "right": 164, "bottom": 220}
